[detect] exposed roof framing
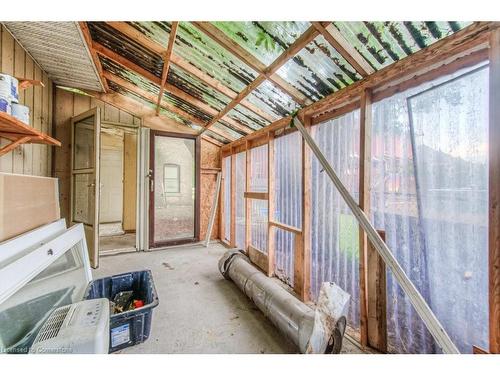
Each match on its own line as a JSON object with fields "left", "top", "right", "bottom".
{"left": 311, "top": 22, "right": 375, "bottom": 77}
{"left": 104, "top": 21, "right": 275, "bottom": 123}
{"left": 192, "top": 21, "right": 311, "bottom": 106}
{"left": 199, "top": 24, "right": 321, "bottom": 134}
{"left": 156, "top": 22, "right": 178, "bottom": 115}
{"left": 78, "top": 22, "right": 109, "bottom": 92}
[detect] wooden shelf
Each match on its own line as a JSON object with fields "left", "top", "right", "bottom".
{"left": 0, "top": 111, "right": 61, "bottom": 156}
{"left": 16, "top": 77, "right": 45, "bottom": 90}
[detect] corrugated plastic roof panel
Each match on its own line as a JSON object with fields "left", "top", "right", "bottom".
{"left": 227, "top": 104, "right": 269, "bottom": 131}
{"left": 128, "top": 21, "right": 172, "bottom": 46}
{"left": 332, "top": 21, "right": 473, "bottom": 71}
{"left": 277, "top": 34, "right": 362, "bottom": 102}
{"left": 3, "top": 22, "right": 103, "bottom": 91}
{"left": 248, "top": 80, "right": 301, "bottom": 119}
{"left": 211, "top": 21, "right": 311, "bottom": 66}
{"left": 212, "top": 122, "right": 243, "bottom": 140}
{"left": 175, "top": 22, "right": 259, "bottom": 93}
{"left": 205, "top": 129, "right": 231, "bottom": 144}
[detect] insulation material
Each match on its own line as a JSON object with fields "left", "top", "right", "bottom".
{"left": 235, "top": 152, "right": 246, "bottom": 250}
{"left": 250, "top": 144, "right": 268, "bottom": 192}
{"left": 370, "top": 65, "right": 489, "bottom": 353}
{"left": 223, "top": 156, "right": 231, "bottom": 242}
{"left": 250, "top": 199, "right": 268, "bottom": 253}
{"left": 310, "top": 110, "right": 361, "bottom": 330}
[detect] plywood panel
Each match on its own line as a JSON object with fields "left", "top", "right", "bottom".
{"left": 123, "top": 133, "right": 137, "bottom": 231}
{"left": 199, "top": 138, "right": 221, "bottom": 240}
{"left": 0, "top": 173, "right": 60, "bottom": 242}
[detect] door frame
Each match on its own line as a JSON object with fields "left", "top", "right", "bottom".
{"left": 148, "top": 130, "right": 201, "bottom": 248}
{"left": 70, "top": 107, "right": 101, "bottom": 268}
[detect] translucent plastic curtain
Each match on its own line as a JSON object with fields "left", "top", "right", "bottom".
{"left": 250, "top": 144, "right": 268, "bottom": 252}
{"left": 223, "top": 156, "right": 231, "bottom": 242}
{"left": 235, "top": 152, "right": 246, "bottom": 250}
{"left": 310, "top": 110, "right": 361, "bottom": 329}
{"left": 370, "top": 64, "right": 489, "bottom": 353}
{"left": 274, "top": 131, "right": 302, "bottom": 285}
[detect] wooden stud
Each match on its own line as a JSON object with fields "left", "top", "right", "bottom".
{"left": 267, "top": 132, "right": 275, "bottom": 277}
{"left": 489, "top": 27, "right": 500, "bottom": 354}
{"left": 268, "top": 221, "right": 302, "bottom": 235}
{"left": 243, "top": 191, "right": 268, "bottom": 200}
{"left": 155, "top": 22, "right": 179, "bottom": 115}
{"left": 245, "top": 142, "right": 251, "bottom": 253}
{"left": 367, "top": 230, "right": 387, "bottom": 352}
{"left": 312, "top": 22, "right": 374, "bottom": 77}
{"left": 294, "top": 114, "right": 311, "bottom": 301}
{"left": 248, "top": 245, "right": 269, "bottom": 274}
{"left": 230, "top": 152, "right": 236, "bottom": 247}
{"left": 78, "top": 22, "right": 108, "bottom": 92}
{"left": 359, "top": 88, "right": 372, "bottom": 347}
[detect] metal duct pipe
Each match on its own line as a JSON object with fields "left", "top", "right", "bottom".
{"left": 219, "top": 250, "right": 350, "bottom": 354}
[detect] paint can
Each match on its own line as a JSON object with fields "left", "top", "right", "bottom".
{"left": 11, "top": 103, "right": 30, "bottom": 125}
{"left": 10, "top": 76, "right": 19, "bottom": 104}
{"left": 0, "top": 74, "right": 11, "bottom": 114}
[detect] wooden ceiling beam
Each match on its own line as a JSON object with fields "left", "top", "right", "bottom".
{"left": 78, "top": 22, "right": 109, "bottom": 92}
{"left": 200, "top": 24, "right": 320, "bottom": 134}
{"left": 105, "top": 21, "right": 275, "bottom": 122}
{"left": 201, "top": 134, "right": 224, "bottom": 147}
{"left": 156, "top": 22, "right": 178, "bottom": 115}
{"left": 312, "top": 22, "right": 375, "bottom": 77}
{"left": 192, "top": 21, "right": 311, "bottom": 106}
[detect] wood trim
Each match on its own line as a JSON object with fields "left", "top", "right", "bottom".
{"left": 473, "top": 346, "right": 490, "bottom": 354}
{"left": 269, "top": 221, "right": 302, "bottom": 236}
{"left": 367, "top": 230, "right": 387, "bottom": 353}
{"left": 248, "top": 245, "right": 269, "bottom": 273}
{"left": 78, "top": 22, "right": 109, "bottom": 92}
{"left": 489, "top": 28, "right": 500, "bottom": 354}
{"left": 312, "top": 22, "right": 375, "bottom": 77}
{"left": 267, "top": 133, "right": 275, "bottom": 277}
{"left": 244, "top": 191, "right": 268, "bottom": 200}
{"left": 359, "top": 88, "right": 372, "bottom": 347}
{"left": 311, "top": 100, "right": 361, "bottom": 125}
{"left": 148, "top": 130, "right": 200, "bottom": 248}
{"left": 156, "top": 22, "right": 179, "bottom": 115}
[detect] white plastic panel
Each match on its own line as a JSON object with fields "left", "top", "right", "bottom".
{"left": 235, "top": 152, "right": 246, "bottom": 250}
{"left": 223, "top": 156, "right": 231, "bottom": 242}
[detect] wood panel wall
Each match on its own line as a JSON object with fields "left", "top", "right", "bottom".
{"left": 200, "top": 139, "right": 221, "bottom": 240}
{"left": 53, "top": 88, "right": 141, "bottom": 223}
{"left": 0, "top": 25, "right": 53, "bottom": 177}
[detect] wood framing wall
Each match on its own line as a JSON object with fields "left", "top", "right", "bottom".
{"left": 53, "top": 88, "right": 141, "bottom": 223}
{"left": 219, "top": 26, "right": 499, "bottom": 353}
{"left": 0, "top": 25, "right": 53, "bottom": 177}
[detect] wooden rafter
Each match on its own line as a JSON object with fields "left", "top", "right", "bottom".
{"left": 102, "top": 71, "right": 236, "bottom": 141}
{"left": 192, "top": 21, "right": 311, "bottom": 106}
{"left": 156, "top": 22, "right": 178, "bottom": 115}
{"left": 200, "top": 25, "right": 320, "bottom": 134}
{"left": 104, "top": 21, "right": 275, "bottom": 123}
{"left": 78, "top": 22, "right": 109, "bottom": 92}
{"left": 312, "top": 22, "right": 374, "bottom": 77}
{"left": 222, "top": 22, "right": 498, "bottom": 152}
{"left": 93, "top": 41, "right": 252, "bottom": 135}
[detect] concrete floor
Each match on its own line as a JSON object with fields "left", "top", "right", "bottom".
{"left": 99, "top": 233, "right": 136, "bottom": 252}
{"left": 94, "top": 242, "right": 365, "bottom": 354}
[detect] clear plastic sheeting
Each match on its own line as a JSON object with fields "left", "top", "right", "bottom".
{"left": 274, "top": 228, "right": 295, "bottom": 287}
{"left": 235, "top": 152, "right": 246, "bottom": 250}
{"left": 310, "top": 110, "right": 361, "bottom": 330}
{"left": 274, "top": 131, "right": 302, "bottom": 227}
{"left": 250, "top": 144, "right": 268, "bottom": 192}
{"left": 370, "top": 64, "right": 489, "bottom": 353}
{"left": 251, "top": 199, "right": 268, "bottom": 253}
{"left": 223, "top": 156, "right": 231, "bottom": 242}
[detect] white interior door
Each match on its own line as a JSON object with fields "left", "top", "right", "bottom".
{"left": 70, "top": 108, "right": 101, "bottom": 268}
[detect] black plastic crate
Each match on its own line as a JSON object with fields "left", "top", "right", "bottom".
{"left": 83, "top": 270, "right": 159, "bottom": 353}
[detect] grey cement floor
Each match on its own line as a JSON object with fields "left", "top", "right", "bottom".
{"left": 94, "top": 242, "right": 365, "bottom": 354}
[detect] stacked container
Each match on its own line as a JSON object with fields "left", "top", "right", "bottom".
{"left": 0, "top": 72, "right": 30, "bottom": 125}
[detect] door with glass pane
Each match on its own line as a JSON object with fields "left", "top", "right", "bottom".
{"left": 70, "top": 108, "right": 101, "bottom": 268}
{"left": 149, "top": 131, "right": 199, "bottom": 248}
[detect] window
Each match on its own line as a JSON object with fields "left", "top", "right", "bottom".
{"left": 163, "top": 164, "right": 180, "bottom": 194}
